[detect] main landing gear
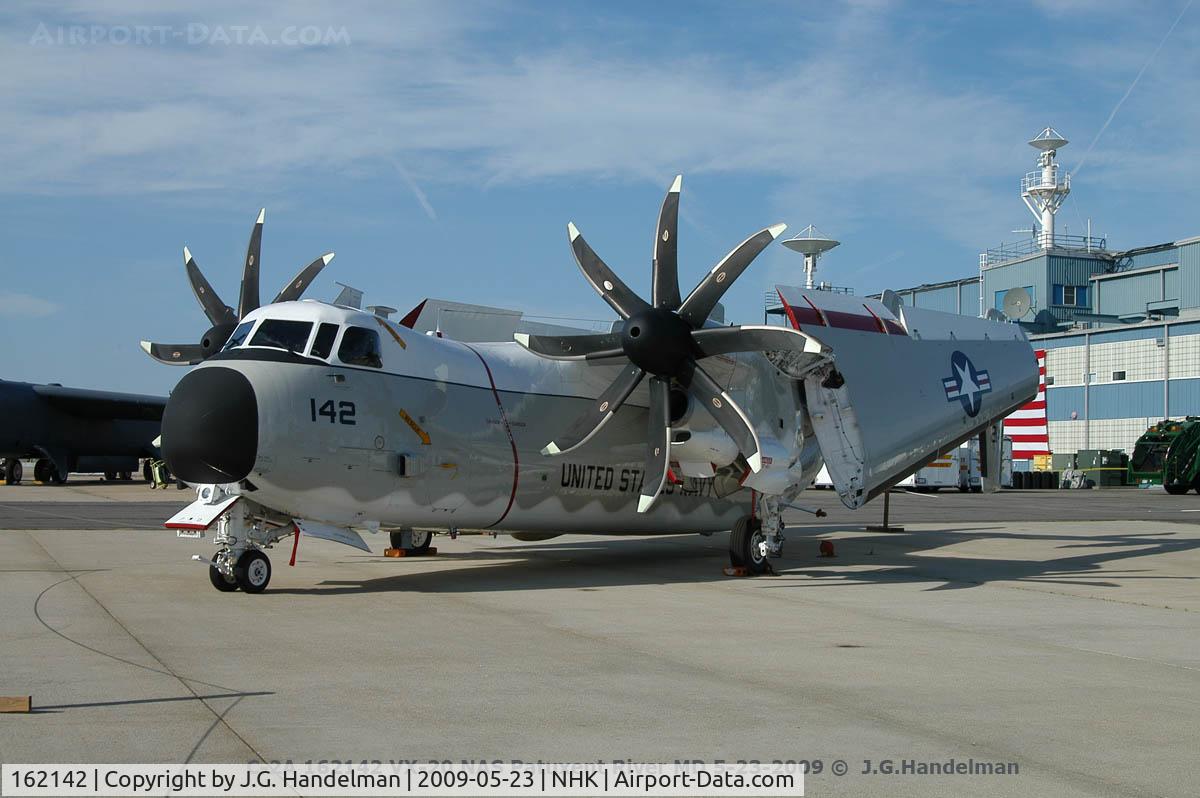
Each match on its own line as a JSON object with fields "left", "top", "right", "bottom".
{"left": 728, "top": 495, "right": 786, "bottom": 575}
{"left": 389, "top": 528, "right": 433, "bottom": 555}
{"left": 3, "top": 458, "right": 22, "bottom": 485}
{"left": 33, "top": 458, "right": 67, "bottom": 485}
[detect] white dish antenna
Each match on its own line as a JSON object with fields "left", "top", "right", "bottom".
{"left": 1002, "top": 286, "right": 1033, "bottom": 320}
{"left": 1029, "top": 127, "right": 1068, "bottom": 152}
{"left": 781, "top": 225, "right": 839, "bottom": 290}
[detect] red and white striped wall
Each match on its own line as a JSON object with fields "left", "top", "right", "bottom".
{"left": 1004, "top": 349, "right": 1049, "bottom": 458}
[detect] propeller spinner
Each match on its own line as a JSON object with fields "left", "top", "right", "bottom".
{"left": 141, "top": 209, "right": 334, "bottom": 365}
{"left": 516, "top": 176, "right": 794, "bottom": 513}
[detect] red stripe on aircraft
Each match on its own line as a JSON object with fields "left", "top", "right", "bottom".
{"left": 823, "top": 309, "right": 884, "bottom": 333}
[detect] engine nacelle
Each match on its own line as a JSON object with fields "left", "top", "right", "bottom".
{"left": 670, "top": 427, "right": 739, "bottom": 472}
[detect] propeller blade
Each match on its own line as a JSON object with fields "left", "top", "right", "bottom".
{"left": 637, "top": 376, "right": 672, "bottom": 513}
{"left": 139, "top": 341, "right": 205, "bottom": 366}
{"left": 514, "top": 331, "right": 625, "bottom": 361}
{"left": 567, "top": 222, "right": 650, "bottom": 320}
{"left": 691, "top": 324, "right": 820, "bottom": 358}
{"left": 542, "top": 361, "right": 645, "bottom": 456}
{"left": 652, "top": 175, "right": 682, "bottom": 311}
{"left": 677, "top": 358, "right": 763, "bottom": 472}
{"left": 273, "top": 252, "right": 335, "bottom": 304}
{"left": 237, "top": 208, "right": 264, "bottom": 318}
{"left": 184, "top": 247, "right": 236, "bottom": 326}
{"left": 678, "top": 223, "right": 787, "bottom": 329}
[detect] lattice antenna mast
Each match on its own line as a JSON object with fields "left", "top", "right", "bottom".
{"left": 1021, "top": 127, "right": 1071, "bottom": 249}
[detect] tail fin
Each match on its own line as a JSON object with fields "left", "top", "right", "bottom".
{"left": 777, "top": 286, "right": 1038, "bottom": 509}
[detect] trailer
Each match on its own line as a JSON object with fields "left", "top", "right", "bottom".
{"left": 1128, "top": 418, "right": 1200, "bottom": 494}
{"left": 813, "top": 450, "right": 960, "bottom": 492}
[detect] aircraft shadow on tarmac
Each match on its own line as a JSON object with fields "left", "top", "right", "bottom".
{"left": 267, "top": 524, "right": 1200, "bottom": 596}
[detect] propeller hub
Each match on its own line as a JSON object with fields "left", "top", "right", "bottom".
{"left": 621, "top": 308, "right": 696, "bottom": 378}
{"left": 200, "top": 322, "right": 238, "bottom": 359}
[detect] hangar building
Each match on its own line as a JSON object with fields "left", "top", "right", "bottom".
{"left": 879, "top": 128, "right": 1200, "bottom": 454}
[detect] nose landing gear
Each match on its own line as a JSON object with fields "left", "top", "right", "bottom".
{"left": 727, "top": 495, "right": 786, "bottom": 576}
{"left": 197, "top": 492, "right": 289, "bottom": 593}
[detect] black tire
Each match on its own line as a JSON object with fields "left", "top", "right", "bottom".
{"left": 729, "top": 516, "right": 768, "bottom": 575}
{"left": 389, "top": 529, "right": 433, "bottom": 552}
{"left": 48, "top": 465, "right": 67, "bottom": 485}
{"left": 33, "top": 459, "right": 50, "bottom": 483}
{"left": 143, "top": 461, "right": 153, "bottom": 482}
{"left": 3, "top": 459, "right": 21, "bottom": 485}
{"left": 1165, "top": 483, "right": 1189, "bottom": 495}
{"left": 209, "top": 553, "right": 238, "bottom": 592}
{"left": 104, "top": 471, "right": 116, "bottom": 482}
{"left": 234, "top": 550, "right": 271, "bottom": 593}
{"left": 120, "top": 471, "right": 132, "bottom": 481}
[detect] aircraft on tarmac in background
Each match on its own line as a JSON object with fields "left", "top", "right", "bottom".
{"left": 0, "top": 378, "right": 164, "bottom": 485}
{"left": 148, "top": 178, "right": 1038, "bottom": 594}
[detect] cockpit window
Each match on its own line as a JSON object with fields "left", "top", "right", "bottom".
{"left": 310, "top": 323, "right": 339, "bottom": 359}
{"left": 222, "top": 321, "right": 255, "bottom": 351}
{"left": 338, "top": 326, "right": 382, "bottom": 368}
{"left": 249, "top": 320, "right": 313, "bottom": 353}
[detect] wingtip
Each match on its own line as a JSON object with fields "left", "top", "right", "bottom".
{"left": 669, "top": 174, "right": 682, "bottom": 194}
{"left": 182, "top": 246, "right": 192, "bottom": 262}
{"left": 322, "top": 252, "right": 335, "bottom": 264}
{"left": 256, "top": 208, "right": 265, "bottom": 224}
{"left": 768, "top": 223, "right": 788, "bottom": 239}
{"left": 567, "top": 222, "right": 580, "bottom": 242}
{"left": 542, "top": 442, "right": 562, "bottom": 456}
{"left": 139, "top": 340, "right": 152, "bottom": 354}
{"left": 637, "top": 494, "right": 657, "bottom": 513}
{"left": 514, "top": 333, "right": 531, "bottom": 347}
{"left": 747, "top": 452, "right": 764, "bottom": 473}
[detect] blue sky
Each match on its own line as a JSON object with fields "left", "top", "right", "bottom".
{"left": 1, "top": 0, "right": 1197, "bottom": 394}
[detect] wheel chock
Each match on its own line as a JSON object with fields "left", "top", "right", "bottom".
{"left": 384, "top": 547, "right": 439, "bottom": 558}
{"left": 722, "top": 566, "right": 750, "bottom": 577}
{"left": 0, "top": 696, "right": 32, "bottom": 713}
{"left": 819, "top": 540, "right": 837, "bottom": 558}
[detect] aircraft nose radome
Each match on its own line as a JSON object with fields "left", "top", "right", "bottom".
{"left": 162, "top": 367, "right": 258, "bottom": 484}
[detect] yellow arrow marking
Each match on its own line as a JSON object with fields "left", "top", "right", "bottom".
{"left": 398, "top": 408, "right": 431, "bottom": 445}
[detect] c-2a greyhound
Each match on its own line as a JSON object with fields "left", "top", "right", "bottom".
{"left": 150, "top": 177, "right": 1037, "bottom": 593}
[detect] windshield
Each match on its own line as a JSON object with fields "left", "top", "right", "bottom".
{"left": 1130, "top": 442, "right": 1169, "bottom": 473}
{"left": 248, "top": 320, "right": 313, "bottom": 353}
{"left": 222, "top": 321, "right": 255, "bottom": 351}
{"left": 310, "top": 323, "right": 339, "bottom": 360}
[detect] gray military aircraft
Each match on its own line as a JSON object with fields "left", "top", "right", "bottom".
{"left": 154, "top": 177, "right": 1038, "bottom": 593}
{"left": 0, "top": 379, "right": 164, "bottom": 484}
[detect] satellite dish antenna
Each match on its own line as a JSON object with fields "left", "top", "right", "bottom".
{"left": 781, "top": 225, "right": 839, "bottom": 290}
{"left": 1002, "top": 286, "right": 1033, "bottom": 320}
{"left": 1029, "top": 127, "right": 1068, "bottom": 152}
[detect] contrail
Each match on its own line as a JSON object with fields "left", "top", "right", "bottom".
{"left": 1074, "top": 0, "right": 1193, "bottom": 178}
{"left": 390, "top": 158, "right": 438, "bottom": 221}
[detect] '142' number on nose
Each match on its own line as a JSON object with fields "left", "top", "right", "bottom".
{"left": 310, "top": 398, "right": 356, "bottom": 425}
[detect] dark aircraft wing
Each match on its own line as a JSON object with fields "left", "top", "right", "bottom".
{"left": 32, "top": 385, "right": 167, "bottom": 422}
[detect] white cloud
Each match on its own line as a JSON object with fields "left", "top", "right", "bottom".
{"left": 0, "top": 291, "right": 59, "bottom": 318}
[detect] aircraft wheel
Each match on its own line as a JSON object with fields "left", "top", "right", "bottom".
{"left": 34, "top": 459, "right": 50, "bottom": 483}
{"left": 209, "top": 553, "right": 238, "bottom": 592}
{"left": 143, "top": 461, "right": 153, "bottom": 482}
{"left": 104, "top": 471, "right": 116, "bottom": 482}
{"left": 47, "top": 464, "right": 68, "bottom": 485}
{"left": 1165, "top": 483, "right": 1189, "bottom": 495}
{"left": 234, "top": 550, "right": 271, "bottom": 594}
{"left": 729, "top": 516, "right": 768, "bottom": 575}
{"left": 390, "top": 529, "right": 432, "bottom": 553}
{"left": 120, "top": 471, "right": 132, "bottom": 481}
{"left": 4, "top": 459, "right": 22, "bottom": 485}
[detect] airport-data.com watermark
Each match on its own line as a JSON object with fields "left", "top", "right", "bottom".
{"left": 29, "top": 22, "right": 351, "bottom": 47}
